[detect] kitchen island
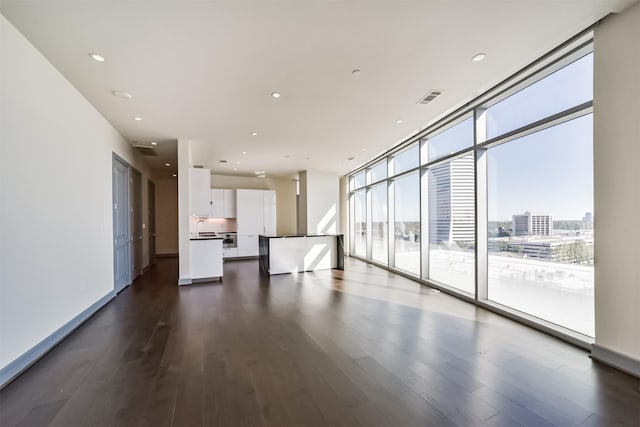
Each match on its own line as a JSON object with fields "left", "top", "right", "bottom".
{"left": 185, "top": 235, "right": 223, "bottom": 284}
{"left": 259, "top": 234, "right": 344, "bottom": 276}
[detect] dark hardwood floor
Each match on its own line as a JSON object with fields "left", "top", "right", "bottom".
{"left": 1, "top": 257, "right": 638, "bottom": 427}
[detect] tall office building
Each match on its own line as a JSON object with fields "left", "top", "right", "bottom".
{"left": 429, "top": 156, "right": 475, "bottom": 243}
{"left": 583, "top": 211, "right": 594, "bottom": 230}
{"left": 512, "top": 211, "right": 554, "bottom": 236}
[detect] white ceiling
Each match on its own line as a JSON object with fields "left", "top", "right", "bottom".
{"left": 1, "top": 0, "right": 636, "bottom": 178}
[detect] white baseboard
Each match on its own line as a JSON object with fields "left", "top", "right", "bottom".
{"left": 0, "top": 291, "right": 116, "bottom": 389}
{"left": 591, "top": 344, "right": 640, "bottom": 378}
{"left": 178, "top": 277, "right": 192, "bottom": 285}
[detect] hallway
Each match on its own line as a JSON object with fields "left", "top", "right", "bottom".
{"left": 1, "top": 257, "right": 638, "bottom": 426}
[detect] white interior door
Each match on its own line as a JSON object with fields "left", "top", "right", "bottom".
{"left": 113, "top": 156, "right": 130, "bottom": 292}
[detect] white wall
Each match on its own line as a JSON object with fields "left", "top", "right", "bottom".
{"left": 593, "top": 2, "right": 640, "bottom": 367}
{"left": 177, "top": 139, "right": 191, "bottom": 283}
{"left": 298, "top": 172, "right": 307, "bottom": 234}
{"left": 211, "top": 174, "right": 297, "bottom": 235}
{"left": 299, "top": 171, "right": 340, "bottom": 235}
{"left": 0, "top": 14, "right": 153, "bottom": 370}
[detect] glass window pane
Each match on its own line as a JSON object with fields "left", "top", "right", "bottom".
{"left": 368, "top": 161, "right": 387, "bottom": 184}
{"left": 487, "top": 114, "right": 594, "bottom": 336}
{"left": 353, "top": 189, "right": 367, "bottom": 257}
{"left": 391, "top": 145, "right": 419, "bottom": 176}
{"left": 423, "top": 117, "right": 474, "bottom": 163}
{"left": 353, "top": 171, "right": 366, "bottom": 189}
{"left": 486, "top": 53, "right": 593, "bottom": 139}
{"left": 394, "top": 172, "right": 420, "bottom": 275}
{"left": 428, "top": 154, "right": 475, "bottom": 293}
{"left": 370, "top": 183, "right": 388, "bottom": 264}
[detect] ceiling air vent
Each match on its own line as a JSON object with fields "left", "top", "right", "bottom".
{"left": 131, "top": 142, "right": 157, "bottom": 156}
{"left": 135, "top": 147, "right": 157, "bottom": 156}
{"left": 418, "top": 89, "right": 443, "bottom": 104}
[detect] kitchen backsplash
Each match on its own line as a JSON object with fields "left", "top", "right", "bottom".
{"left": 190, "top": 217, "right": 237, "bottom": 234}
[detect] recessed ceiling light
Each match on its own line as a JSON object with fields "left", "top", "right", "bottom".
{"left": 242, "top": 151, "right": 247, "bottom": 154}
{"left": 257, "top": 174, "right": 266, "bottom": 178}
{"left": 236, "top": 161, "right": 241, "bottom": 164}
{"left": 361, "top": 148, "right": 366, "bottom": 151}
{"left": 250, "top": 132, "right": 258, "bottom": 136}
{"left": 352, "top": 69, "right": 361, "bottom": 76}
{"left": 347, "top": 156, "right": 355, "bottom": 161}
{"left": 254, "top": 170, "right": 266, "bottom": 175}
{"left": 112, "top": 90, "right": 132, "bottom": 99}
{"left": 233, "top": 168, "right": 237, "bottom": 171}
{"left": 172, "top": 174, "right": 177, "bottom": 177}
{"left": 306, "top": 157, "right": 311, "bottom": 160}
{"left": 472, "top": 53, "right": 486, "bottom": 62}
{"left": 133, "top": 116, "right": 142, "bottom": 121}
{"left": 271, "top": 92, "right": 281, "bottom": 98}
{"left": 151, "top": 141, "right": 158, "bottom": 146}
{"left": 219, "top": 160, "right": 227, "bottom": 163}
{"left": 395, "top": 119, "right": 403, "bottom": 124}
{"left": 165, "top": 163, "right": 171, "bottom": 167}
{"left": 89, "top": 53, "right": 105, "bottom": 62}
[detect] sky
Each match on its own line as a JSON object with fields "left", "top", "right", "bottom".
{"left": 487, "top": 114, "right": 593, "bottom": 220}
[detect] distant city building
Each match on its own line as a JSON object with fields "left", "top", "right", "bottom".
{"left": 429, "top": 156, "right": 475, "bottom": 244}
{"left": 583, "top": 211, "right": 593, "bottom": 230}
{"left": 489, "top": 236, "right": 594, "bottom": 263}
{"left": 512, "top": 212, "right": 553, "bottom": 236}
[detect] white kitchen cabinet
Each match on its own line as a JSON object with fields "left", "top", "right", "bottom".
{"left": 263, "top": 190, "right": 276, "bottom": 234}
{"left": 223, "top": 189, "right": 236, "bottom": 218}
{"left": 237, "top": 189, "right": 264, "bottom": 233}
{"left": 223, "top": 247, "right": 238, "bottom": 258}
{"left": 211, "top": 188, "right": 236, "bottom": 218}
{"left": 235, "top": 189, "right": 276, "bottom": 257}
{"left": 211, "top": 189, "right": 224, "bottom": 218}
{"left": 189, "top": 168, "right": 211, "bottom": 217}
{"left": 189, "top": 239, "right": 223, "bottom": 280}
{"left": 237, "top": 234, "right": 259, "bottom": 257}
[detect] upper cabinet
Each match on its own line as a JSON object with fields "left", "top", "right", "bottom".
{"left": 223, "top": 189, "right": 236, "bottom": 218}
{"left": 189, "top": 168, "right": 211, "bottom": 217}
{"left": 211, "top": 188, "right": 236, "bottom": 218}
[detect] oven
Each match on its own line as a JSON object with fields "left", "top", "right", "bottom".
{"left": 222, "top": 232, "right": 237, "bottom": 249}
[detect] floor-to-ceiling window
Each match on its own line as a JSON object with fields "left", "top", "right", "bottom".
{"left": 422, "top": 116, "right": 475, "bottom": 293}
{"left": 351, "top": 171, "right": 367, "bottom": 257}
{"left": 353, "top": 188, "right": 367, "bottom": 257}
{"left": 393, "top": 171, "right": 420, "bottom": 275}
{"left": 369, "top": 183, "right": 388, "bottom": 264}
{"left": 487, "top": 114, "right": 594, "bottom": 336}
{"left": 347, "top": 36, "right": 594, "bottom": 340}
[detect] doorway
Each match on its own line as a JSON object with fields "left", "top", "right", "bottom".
{"left": 113, "top": 155, "right": 131, "bottom": 292}
{"left": 112, "top": 154, "right": 143, "bottom": 292}
{"left": 148, "top": 180, "right": 156, "bottom": 266}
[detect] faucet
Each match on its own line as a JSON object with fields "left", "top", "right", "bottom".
{"left": 195, "top": 218, "right": 205, "bottom": 235}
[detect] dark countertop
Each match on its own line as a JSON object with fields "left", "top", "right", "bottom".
{"left": 190, "top": 236, "right": 224, "bottom": 241}
{"left": 260, "top": 234, "right": 340, "bottom": 239}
